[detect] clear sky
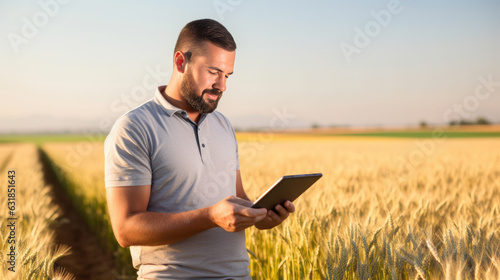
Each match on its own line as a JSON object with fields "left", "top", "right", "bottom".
{"left": 1, "top": 0, "right": 499, "bottom": 133}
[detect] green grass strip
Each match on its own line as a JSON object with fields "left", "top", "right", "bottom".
{"left": 0, "top": 134, "right": 106, "bottom": 144}
{"left": 333, "top": 131, "right": 500, "bottom": 138}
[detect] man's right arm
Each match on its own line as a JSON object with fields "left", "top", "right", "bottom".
{"left": 106, "top": 185, "right": 267, "bottom": 248}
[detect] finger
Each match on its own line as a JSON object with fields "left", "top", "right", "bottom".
{"left": 284, "top": 201, "right": 295, "bottom": 213}
{"left": 229, "top": 196, "right": 254, "bottom": 207}
{"left": 235, "top": 221, "right": 258, "bottom": 232}
{"left": 265, "top": 210, "right": 283, "bottom": 226}
{"left": 274, "top": 204, "right": 290, "bottom": 219}
{"left": 254, "top": 213, "right": 267, "bottom": 222}
{"left": 239, "top": 206, "right": 267, "bottom": 218}
{"left": 235, "top": 216, "right": 267, "bottom": 231}
{"left": 246, "top": 212, "right": 267, "bottom": 223}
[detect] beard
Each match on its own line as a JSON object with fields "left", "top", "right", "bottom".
{"left": 180, "top": 68, "right": 223, "bottom": 114}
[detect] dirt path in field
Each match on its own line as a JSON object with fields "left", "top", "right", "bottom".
{"left": 38, "top": 149, "right": 118, "bottom": 280}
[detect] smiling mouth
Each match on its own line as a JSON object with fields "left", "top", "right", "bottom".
{"left": 206, "top": 93, "right": 219, "bottom": 100}
{"left": 204, "top": 90, "right": 222, "bottom": 101}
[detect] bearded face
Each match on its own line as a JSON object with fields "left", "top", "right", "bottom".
{"left": 180, "top": 67, "right": 223, "bottom": 114}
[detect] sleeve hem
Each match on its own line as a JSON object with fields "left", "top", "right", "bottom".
{"left": 105, "top": 179, "right": 152, "bottom": 188}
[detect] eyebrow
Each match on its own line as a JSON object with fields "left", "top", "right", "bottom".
{"left": 208, "top": 66, "right": 233, "bottom": 76}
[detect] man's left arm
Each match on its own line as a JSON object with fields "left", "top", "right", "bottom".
{"left": 235, "top": 170, "right": 295, "bottom": 230}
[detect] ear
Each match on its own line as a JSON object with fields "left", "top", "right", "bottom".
{"left": 174, "top": 51, "right": 187, "bottom": 73}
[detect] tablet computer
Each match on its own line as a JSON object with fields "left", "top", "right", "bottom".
{"left": 250, "top": 173, "right": 323, "bottom": 211}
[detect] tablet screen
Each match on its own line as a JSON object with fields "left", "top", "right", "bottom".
{"left": 251, "top": 173, "right": 322, "bottom": 211}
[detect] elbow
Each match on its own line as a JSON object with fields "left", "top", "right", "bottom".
{"left": 116, "top": 237, "right": 131, "bottom": 248}
{"left": 113, "top": 228, "right": 132, "bottom": 248}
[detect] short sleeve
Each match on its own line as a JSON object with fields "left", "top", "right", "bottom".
{"left": 104, "top": 115, "right": 152, "bottom": 187}
{"left": 212, "top": 111, "right": 240, "bottom": 171}
{"left": 224, "top": 114, "right": 240, "bottom": 171}
{"left": 233, "top": 127, "right": 240, "bottom": 171}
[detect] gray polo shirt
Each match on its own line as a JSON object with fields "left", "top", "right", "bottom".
{"left": 105, "top": 86, "right": 250, "bottom": 279}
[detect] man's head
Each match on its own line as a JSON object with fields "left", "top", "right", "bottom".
{"left": 174, "top": 18, "right": 236, "bottom": 62}
{"left": 173, "top": 19, "right": 236, "bottom": 114}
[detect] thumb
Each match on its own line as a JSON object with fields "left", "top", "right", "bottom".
{"left": 240, "top": 207, "right": 267, "bottom": 218}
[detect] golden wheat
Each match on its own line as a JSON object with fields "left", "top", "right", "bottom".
{"left": 42, "top": 142, "right": 134, "bottom": 277}
{"left": 0, "top": 143, "right": 73, "bottom": 279}
{"left": 41, "top": 136, "right": 500, "bottom": 279}
{"left": 241, "top": 137, "right": 500, "bottom": 279}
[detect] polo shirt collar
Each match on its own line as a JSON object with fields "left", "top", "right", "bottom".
{"left": 154, "top": 85, "right": 185, "bottom": 117}
{"left": 154, "top": 85, "right": 208, "bottom": 123}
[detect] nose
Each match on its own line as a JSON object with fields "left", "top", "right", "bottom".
{"left": 212, "top": 74, "right": 227, "bottom": 93}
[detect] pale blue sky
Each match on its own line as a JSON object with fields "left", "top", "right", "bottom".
{"left": 1, "top": 0, "right": 499, "bottom": 132}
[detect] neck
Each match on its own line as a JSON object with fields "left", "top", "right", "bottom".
{"left": 162, "top": 83, "right": 201, "bottom": 123}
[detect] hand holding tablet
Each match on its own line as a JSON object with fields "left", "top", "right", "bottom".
{"left": 251, "top": 173, "right": 323, "bottom": 212}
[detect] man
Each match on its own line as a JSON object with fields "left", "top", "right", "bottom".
{"left": 105, "top": 19, "right": 295, "bottom": 279}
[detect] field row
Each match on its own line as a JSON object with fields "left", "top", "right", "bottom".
{"left": 0, "top": 144, "right": 73, "bottom": 279}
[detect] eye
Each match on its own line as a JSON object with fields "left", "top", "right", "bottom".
{"left": 208, "top": 70, "right": 217, "bottom": 75}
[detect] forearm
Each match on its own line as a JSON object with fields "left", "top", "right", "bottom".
{"left": 235, "top": 170, "right": 252, "bottom": 202}
{"left": 237, "top": 192, "right": 251, "bottom": 202}
{"left": 117, "top": 207, "right": 215, "bottom": 247}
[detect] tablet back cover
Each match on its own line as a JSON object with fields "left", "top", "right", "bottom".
{"left": 251, "top": 173, "right": 322, "bottom": 210}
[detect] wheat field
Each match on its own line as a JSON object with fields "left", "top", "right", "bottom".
{"left": 240, "top": 137, "right": 500, "bottom": 279}
{"left": 0, "top": 143, "right": 73, "bottom": 279}
{"left": 11, "top": 135, "right": 500, "bottom": 279}
{"left": 41, "top": 142, "right": 134, "bottom": 276}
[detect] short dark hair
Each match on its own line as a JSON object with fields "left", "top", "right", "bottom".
{"left": 174, "top": 19, "right": 236, "bottom": 61}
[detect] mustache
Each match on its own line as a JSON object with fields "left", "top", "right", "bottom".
{"left": 203, "top": 89, "right": 223, "bottom": 96}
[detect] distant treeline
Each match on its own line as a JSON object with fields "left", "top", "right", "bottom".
{"left": 419, "top": 117, "right": 493, "bottom": 128}
{"left": 448, "top": 117, "right": 491, "bottom": 126}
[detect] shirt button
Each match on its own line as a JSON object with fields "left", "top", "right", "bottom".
{"left": 202, "top": 144, "right": 205, "bottom": 148}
